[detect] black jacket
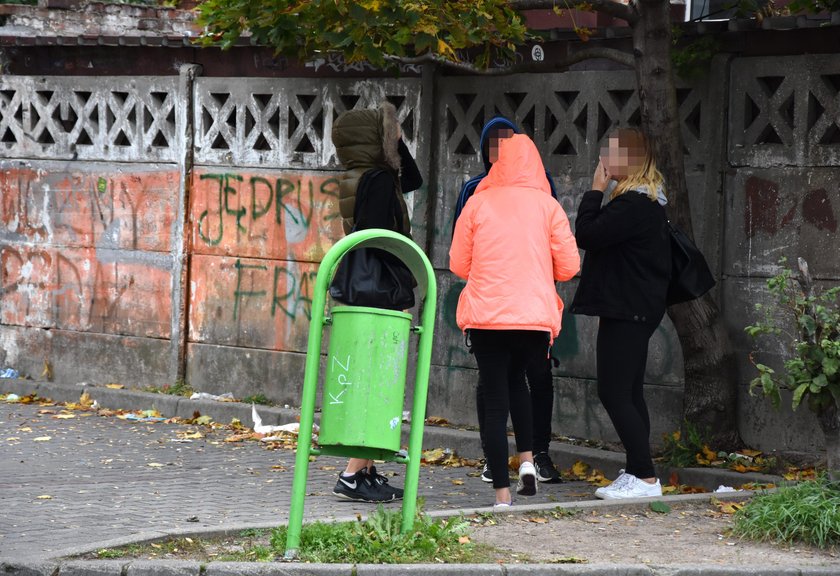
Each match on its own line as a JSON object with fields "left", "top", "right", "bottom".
{"left": 356, "top": 140, "right": 423, "bottom": 233}
{"left": 570, "top": 189, "right": 671, "bottom": 324}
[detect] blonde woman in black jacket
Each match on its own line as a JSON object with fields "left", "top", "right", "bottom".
{"left": 571, "top": 127, "right": 671, "bottom": 500}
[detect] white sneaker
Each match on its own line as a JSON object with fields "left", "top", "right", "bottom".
{"left": 601, "top": 475, "right": 662, "bottom": 500}
{"left": 516, "top": 461, "right": 538, "bottom": 496}
{"left": 594, "top": 469, "right": 632, "bottom": 499}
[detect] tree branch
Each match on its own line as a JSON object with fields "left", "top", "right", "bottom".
{"left": 385, "top": 46, "right": 634, "bottom": 75}
{"left": 507, "top": 0, "right": 639, "bottom": 25}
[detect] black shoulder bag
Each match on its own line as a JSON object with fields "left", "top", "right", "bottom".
{"left": 666, "top": 221, "right": 716, "bottom": 306}
{"left": 328, "top": 170, "right": 416, "bottom": 311}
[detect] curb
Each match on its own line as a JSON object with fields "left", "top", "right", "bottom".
{"left": 1, "top": 559, "right": 837, "bottom": 576}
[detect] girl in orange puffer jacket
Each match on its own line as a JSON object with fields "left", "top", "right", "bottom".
{"left": 450, "top": 133, "right": 580, "bottom": 508}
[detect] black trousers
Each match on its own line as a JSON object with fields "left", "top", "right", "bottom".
{"left": 470, "top": 329, "right": 549, "bottom": 489}
{"left": 477, "top": 354, "right": 554, "bottom": 456}
{"left": 596, "top": 317, "right": 659, "bottom": 479}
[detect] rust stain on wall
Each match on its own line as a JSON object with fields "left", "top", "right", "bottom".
{"left": 744, "top": 176, "right": 780, "bottom": 237}
{"left": 802, "top": 188, "right": 838, "bottom": 233}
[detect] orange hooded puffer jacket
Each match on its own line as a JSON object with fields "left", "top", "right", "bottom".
{"left": 449, "top": 134, "right": 580, "bottom": 338}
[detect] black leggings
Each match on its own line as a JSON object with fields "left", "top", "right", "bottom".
{"left": 476, "top": 354, "right": 554, "bottom": 455}
{"left": 470, "top": 329, "right": 549, "bottom": 489}
{"left": 596, "top": 317, "right": 658, "bottom": 479}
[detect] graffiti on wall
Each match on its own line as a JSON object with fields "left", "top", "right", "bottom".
{"left": 188, "top": 169, "right": 345, "bottom": 352}
{"left": 0, "top": 165, "right": 175, "bottom": 337}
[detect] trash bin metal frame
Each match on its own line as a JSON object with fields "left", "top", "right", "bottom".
{"left": 285, "top": 228, "right": 437, "bottom": 558}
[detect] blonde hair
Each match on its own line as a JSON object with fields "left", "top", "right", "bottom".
{"left": 608, "top": 128, "right": 665, "bottom": 202}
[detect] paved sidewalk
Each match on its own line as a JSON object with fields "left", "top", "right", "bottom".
{"left": 0, "top": 394, "right": 595, "bottom": 559}
{"left": 5, "top": 379, "right": 833, "bottom": 576}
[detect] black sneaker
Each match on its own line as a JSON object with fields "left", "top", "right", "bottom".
{"left": 333, "top": 468, "right": 395, "bottom": 502}
{"left": 367, "top": 466, "right": 404, "bottom": 500}
{"left": 480, "top": 463, "right": 493, "bottom": 483}
{"left": 534, "top": 452, "right": 563, "bottom": 483}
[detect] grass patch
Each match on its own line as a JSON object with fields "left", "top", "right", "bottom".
{"left": 143, "top": 380, "right": 194, "bottom": 397}
{"left": 732, "top": 476, "right": 840, "bottom": 549}
{"left": 83, "top": 508, "right": 503, "bottom": 564}
{"left": 241, "top": 393, "right": 272, "bottom": 406}
{"left": 272, "top": 506, "right": 498, "bottom": 563}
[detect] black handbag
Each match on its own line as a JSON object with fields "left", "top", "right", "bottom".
{"left": 328, "top": 171, "right": 416, "bottom": 311}
{"left": 666, "top": 221, "right": 715, "bottom": 306}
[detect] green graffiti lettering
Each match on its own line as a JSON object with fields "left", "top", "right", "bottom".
{"left": 250, "top": 176, "right": 274, "bottom": 220}
{"left": 320, "top": 178, "right": 341, "bottom": 222}
{"left": 271, "top": 265, "right": 297, "bottom": 319}
{"left": 233, "top": 259, "right": 267, "bottom": 320}
{"left": 197, "top": 173, "right": 224, "bottom": 246}
{"left": 276, "top": 178, "right": 314, "bottom": 228}
{"left": 223, "top": 173, "right": 246, "bottom": 233}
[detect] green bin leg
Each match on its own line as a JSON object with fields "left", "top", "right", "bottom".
{"left": 401, "top": 286, "right": 436, "bottom": 532}
{"left": 284, "top": 254, "right": 332, "bottom": 559}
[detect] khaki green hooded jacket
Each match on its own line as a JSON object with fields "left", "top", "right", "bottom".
{"left": 331, "top": 102, "right": 411, "bottom": 235}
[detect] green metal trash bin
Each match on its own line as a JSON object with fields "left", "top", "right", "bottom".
{"left": 319, "top": 306, "right": 412, "bottom": 460}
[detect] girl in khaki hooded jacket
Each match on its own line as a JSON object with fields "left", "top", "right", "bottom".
{"left": 450, "top": 133, "right": 579, "bottom": 507}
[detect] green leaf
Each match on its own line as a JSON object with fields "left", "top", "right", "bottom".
{"left": 792, "top": 383, "right": 809, "bottom": 410}
{"left": 823, "top": 357, "right": 839, "bottom": 377}
{"left": 649, "top": 501, "right": 671, "bottom": 514}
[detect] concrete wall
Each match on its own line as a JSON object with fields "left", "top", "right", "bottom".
{"left": 2, "top": 53, "right": 839, "bottom": 453}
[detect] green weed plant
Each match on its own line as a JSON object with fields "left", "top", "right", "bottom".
{"left": 732, "top": 476, "right": 840, "bottom": 549}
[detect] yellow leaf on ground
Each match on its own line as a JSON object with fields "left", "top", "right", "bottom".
{"left": 36, "top": 495, "right": 52, "bottom": 500}
{"left": 106, "top": 384, "right": 125, "bottom": 389}
{"left": 458, "top": 536, "right": 470, "bottom": 544}
{"left": 731, "top": 462, "right": 762, "bottom": 473}
{"left": 740, "top": 448, "right": 762, "bottom": 458}
{"left": 147, "top": 462, "right": 164, "bottom": 468}
{"left": 33, "top": 436, "right": 52, "bottom": 442}
{"left": 19, "top": 427, "right": 32, "bottom": 432}
{"left": 79, "top": 391, "right": 93, "bottom": 408}
{"left": 54, "top": 412, "right": 75, "bottom": 419}
{"left": 527, "top": 517, "right": 548, "bottom": 524}
{"left": 6, "top": 437, "right": 20, "bottom": 442}
{"left": 177, "top": 431, "right": 203, "bottom": 440}
{"left": 451, "top": 479, "right": 464, "bottom": 485}
{"left": 570, "top": 461, "right": 589, "bottom": 478}
{"left": 715, "top": 500, "right": 743, "bottom": 514}
{"left": 662, "top": 485, "right": 679, "bottom": 494}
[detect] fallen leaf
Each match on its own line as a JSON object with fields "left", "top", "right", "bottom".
{"left": 458, "top": 536, "right": 470, "bottom": 544}
{"left": 527, "top": 516, "right": 548, "bottom": 523}
{"left": 451, "top": 479, "right": 464, "bottom": 485}
{"left": 79, "top": 391, "right": 93, "bottom": 408}
{"left": 712, "top": 498, "right": 743, "bottom": 514}
{"left": 41, "top": 360, "right": 53, "bottom": 381}
{"left": 177, "top": 431, "right": 204, "bottom": 440}
{"left": 33, "top": 436, "right": 52, "bottom": 442}
{"left": 106, "top": 384, "right": 125, "bottom": 389}
{"left": 649, "top": 501, "right": 671, "bottom": 514}
{"left": 37, "top": 409, "right": 56, "bottom": 415}
{"left": 54, "top": 413, "right": 76, "bottom": 420}
{"left": 425, "top": 416, "right": 450, "bottom": 426}
{"left": 731, "top": 462, "right": 762, "bottom": 473}
{"left": 661, "top": 485, "right": 679, "bottom": 494}
{"left": 6, "top": 437, "right": 20, "bottom": 442}
{"left": 36, "top": 495, "right": 52, "bottom": 500}
{"left": 570, "top": 461, "right": 589, "bottom": 478}
{"left": 193, "top": 415, "right": 212, "bottom": 426}
{"left": 18, "top": 427, "right": 32, "bottom": 432}
{"left": 147, "top": 462, "right": 164, "bottom": 468}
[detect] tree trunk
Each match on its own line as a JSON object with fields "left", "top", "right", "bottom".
{"left": 632, "top": 0, "right": 740, "bottom": 447}
{"left": 817, "top": 403, "right": 840, "bottom": 481}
